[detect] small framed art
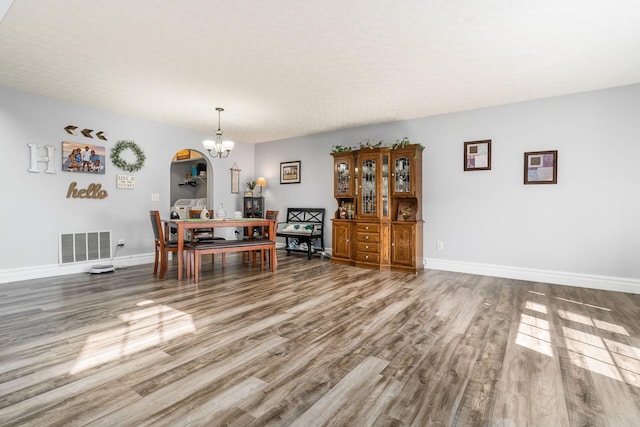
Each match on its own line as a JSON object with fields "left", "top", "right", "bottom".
{"left": 524, "top": 150, "right": 557, "bottom": 184}
{"left": 230, "top": 163, "right": 240, "bottom": 193}
{"left": 280, "top": 161, "right": 301, "bottom": 184}
{"left": 464, "top": 140, "right": 491, "bottom": 171}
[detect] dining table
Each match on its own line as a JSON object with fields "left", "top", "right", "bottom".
{"left": 168, "top": 217, "right": 277, "bottom": 280}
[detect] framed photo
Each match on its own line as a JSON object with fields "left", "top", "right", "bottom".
{"left": 230, "top": 167, "right": 240, "bottom": 193}
{"left": 280, "top": 161, "right": 301, "bottom": 184}
{"left": 524, "top": 150, "right": 557, "bottom": 184}
{"left": 464, "top": 140, "right": 491, "bottom": 171}
{"left": 62, "top": 141, "right": 106, "bottom": 174}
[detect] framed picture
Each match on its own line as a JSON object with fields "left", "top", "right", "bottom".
{"left": 230, "top": 167, "right": 240, "bottom": 193}
{"left": 464, "top": 140, "right": 491, "bottom": 171}
{"left": 524, "top": 150, "right": 558, "bottom": 184}
{"left": 280, "top": 161, "right": 301, "bottom": 184}
{"left": 62, "top": 141, "right": 106, "bottom": 174}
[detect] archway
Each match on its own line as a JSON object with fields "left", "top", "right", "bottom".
{"left": 169, "top": 149, "right": 212, "bottom": 218}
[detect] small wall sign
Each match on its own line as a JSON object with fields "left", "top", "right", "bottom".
{"left": 66, "top": 182, "right": 108, "bottom": 199}
{"left": 116, "top": 174, "right": 136, "bottom": 189}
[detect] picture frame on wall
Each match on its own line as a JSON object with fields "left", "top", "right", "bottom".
{"left": 62, "top": 141, "right": 106, "bottom": 174}
{"left": 464, "top": 140, "right": 491, "bottom": 171}
{"left": 230, "top": 165, "right": 240, "bottom": 194}
{"left": 524, "top": 150, "right": 558, "bottom": 184}
{"left": 280, "top": 160, "right": 301, "bottom": 184}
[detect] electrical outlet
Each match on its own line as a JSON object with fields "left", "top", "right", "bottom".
{"left": 118, "top": 239, "right": 125, "bottom": 246}
{"left": 436, "top": 241, "right": 444, "bottom": 250}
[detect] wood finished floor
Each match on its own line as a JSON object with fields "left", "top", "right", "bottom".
{"left": 1, "top": 254, "right": 640, "bottom": 426}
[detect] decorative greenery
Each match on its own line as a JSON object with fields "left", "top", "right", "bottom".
{"left": 359, "top": 138, "right": 384, "bottom": 149}
{"left": 246, "top": 180, "right": 257, "bottom": 190}
{"left": 390, "top": 137, "right": 412, "bottom": 150}
{"left": 330, "top": 137, "right": 425, "bottom": 154}
{"left": 110, "top": 140, "right": 146, "bottom": 172}
{"left": 330, "top": 145, "right": 354, "bottom": 153}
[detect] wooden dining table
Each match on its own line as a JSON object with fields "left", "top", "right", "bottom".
{"left": 168, "top": 217, "right": 277, "bottom": 280}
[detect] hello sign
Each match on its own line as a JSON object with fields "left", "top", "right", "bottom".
{"left": 66, "top": 182, "right": 108, "bottom": 199}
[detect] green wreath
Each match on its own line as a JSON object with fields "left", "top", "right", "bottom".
{"left": 110, "top": 140, "right": 146, "bottom": 172}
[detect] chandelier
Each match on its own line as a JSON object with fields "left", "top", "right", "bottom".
{"left": 202, "top": 107, "right": 234, "bottom": 159}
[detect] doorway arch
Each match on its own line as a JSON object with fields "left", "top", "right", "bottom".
{"left": 169, "top": 149, "right": 213, "bottom": 215}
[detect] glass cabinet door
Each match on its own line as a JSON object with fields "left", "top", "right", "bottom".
{"left": 382, "top": 154, "right": 389, "bottom": 217}
{"left": 335, "top": 159, "right": 353, "bottom": 197}
{"left": 360, "top": 158, "right": 376, "bottom": 215}
{"left": 393, "top": 155, "right": 411, "bottom": 194}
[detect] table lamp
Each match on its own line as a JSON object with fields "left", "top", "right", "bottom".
{"left": 256, "top": 177, "right": 267, "bottom": 196}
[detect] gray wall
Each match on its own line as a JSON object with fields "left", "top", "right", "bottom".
{"left": 255, "top": 84, "right": 640, "bottom": 291}
{"left": 0, "top": 85, "right": 254, "bottom": 278}
{"left": 2, "top": 83, "right": 639, "bottom": 292}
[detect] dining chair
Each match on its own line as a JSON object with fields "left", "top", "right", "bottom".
{"left": 243, "top": 210, "right": 279, "bottom": 267}
{"left": 149, "top": 210, "right": 191, "bottom": 280}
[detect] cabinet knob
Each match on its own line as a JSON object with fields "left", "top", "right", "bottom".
{"left": 365, "top": 255, "right": 369, "bottom": 259}
{"left": 365, "top": 245, "right": 369, "bottom": 249}
{"left": 365, "top": 236, "right": 369, "bottom": 240}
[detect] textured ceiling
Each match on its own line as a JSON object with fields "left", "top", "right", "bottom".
{"left": 1, "top": 0, "right": 639, "bottom": 143}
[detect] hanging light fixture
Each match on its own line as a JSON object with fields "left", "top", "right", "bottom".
{"left": 203, "top": 107, "right": 234, "bottom": 159}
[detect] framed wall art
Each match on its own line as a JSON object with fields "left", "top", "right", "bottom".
{"left": 524, "top": 150, "right": 557, "bottom": 184}
{"left": 230, "top": 163, "right": 241, "bottom": 193}
{"left": 62, "top": 141, "right": 106, "bottom": 174}
{"left": 280, "top": 160, "right": 301, "bottom": 184}
{"left": 464, "top": 140, "right": 491, "bottom": 171}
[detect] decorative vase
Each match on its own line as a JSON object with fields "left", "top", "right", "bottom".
{"left": 200, "top": 207, "right": 210, "bottom": 219}
{"left": 217, "top": 203, "right": 226, "bottom": 219}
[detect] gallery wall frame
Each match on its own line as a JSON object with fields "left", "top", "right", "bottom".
{"left": 524, "top": 150, "right": 558, "bottom": 184}
{"left": 230, "top": 162, "right": 241, "bottom": 193}
{"left": 464, "top": 140, "right": 491, "bottom": 171}
{"left": 280, "top": 160, "right": 301, "bottom": 184}
{"left": 62, "top": 141, "right": 106, "bottom": 174}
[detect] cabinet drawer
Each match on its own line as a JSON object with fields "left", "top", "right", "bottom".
{"left": 357, "top": 232, "right": 380, "bottom": 243}
{"left": 356, "top": 223, "right": 379, "bottom": 233}
{"left": 356, "top": 252, "right": 380, "bottom": 263}
{"left": 356, "top": 241, "right": 379, "bottom": 253}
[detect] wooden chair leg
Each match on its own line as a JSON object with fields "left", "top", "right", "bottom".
{"left": 153, "top": 249, "right": 159, "bottom": 275}
{"left": 159, "top": 251, "right": 168, "bottom": 280}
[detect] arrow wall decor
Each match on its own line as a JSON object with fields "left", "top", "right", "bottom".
{"left": 64, "top": 125, "right": 108, "bottom": 140}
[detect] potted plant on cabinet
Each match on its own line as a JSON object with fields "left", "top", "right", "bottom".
{"left": 245, "top": 180, "right": 256, "bottom": 196}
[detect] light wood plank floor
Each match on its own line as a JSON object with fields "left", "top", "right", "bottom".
{"left": 1, "top": 254, "right": 640, "bottom": 426}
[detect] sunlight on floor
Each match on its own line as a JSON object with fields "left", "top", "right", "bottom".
{"left": 515, "top": 311, "right": 553, "bottom": 357}
{"left": 518, "top": 293, "right": 639, "bottom": 388}
{"left": 70, "top": 301, "right": 196, "bottom": 374}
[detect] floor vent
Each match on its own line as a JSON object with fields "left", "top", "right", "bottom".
{"left": 59, "top": 231, "right": 111, "bottom": 264}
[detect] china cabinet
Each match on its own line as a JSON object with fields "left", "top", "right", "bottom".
{"left": 243, "top": 196, "right": 264, "bottom": 236}
{"left": 331, "top": 144, "right": 423, "bottom": 272}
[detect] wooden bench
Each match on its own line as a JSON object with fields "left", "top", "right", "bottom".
{"left": 188, "top": 239, "right": 276, "bottom": 284}
{"left": 276, "top": 208, "right": 325, "bottom": 259}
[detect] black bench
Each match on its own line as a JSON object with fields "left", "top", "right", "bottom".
{"left": 276, "top": 208, "right": 325, "bottom": 259}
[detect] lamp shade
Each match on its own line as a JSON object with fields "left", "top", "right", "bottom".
{"left": 256, "top": 177, "right": 267, "bottom": 187}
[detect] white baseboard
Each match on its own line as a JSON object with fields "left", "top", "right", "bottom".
{"left": 0, "top": 253, "right": 155, "bottom": 285}
{"left": 426, "top": 258, "right": 640, "bottom": 294}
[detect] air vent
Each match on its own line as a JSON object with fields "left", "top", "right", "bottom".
{"left": 59, "top": 231, "right": 111, "bottom": 264}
